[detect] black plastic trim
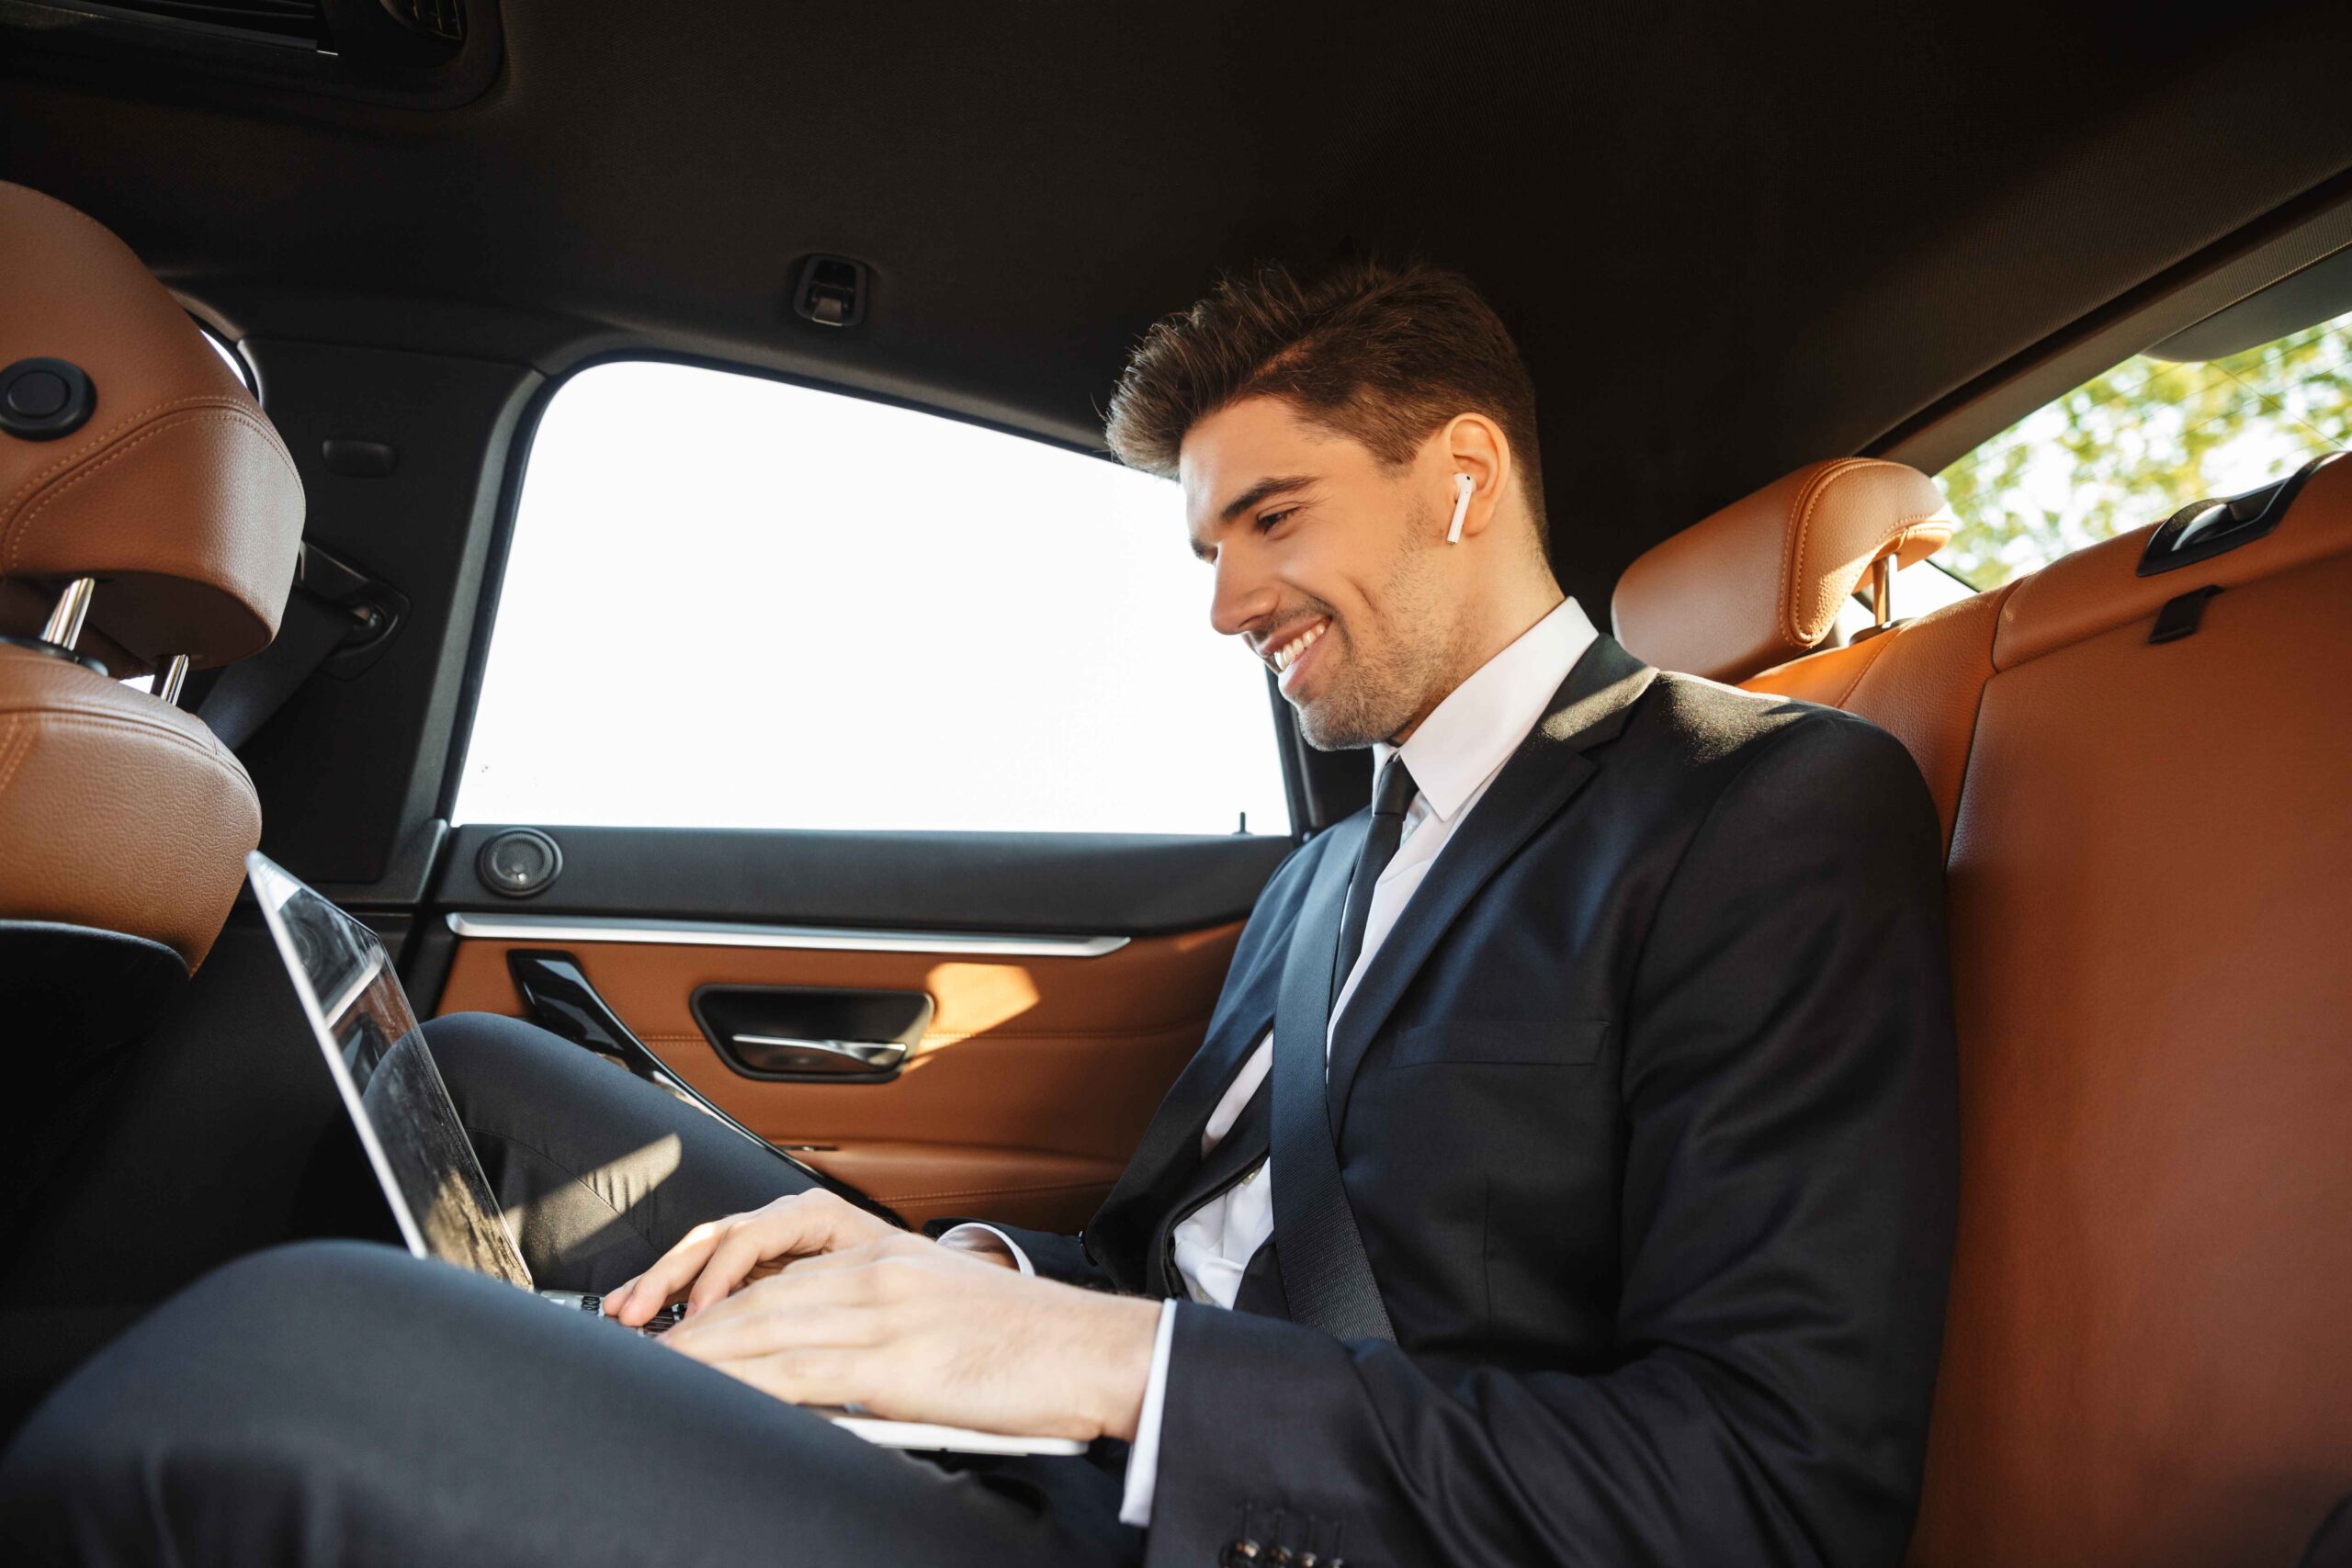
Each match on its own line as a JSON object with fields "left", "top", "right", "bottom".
{"left": 436, "top": 824, "right": 1292, "bottom": 938}
{"left": 2138, "top": 453, "right": 2337, "bottom": 576}
{"left": 0, "top": 358, "right": 96, "bottom": 440}
{"left": 2148, "top": 584, "right": 2223, "bottom": 643}
{"left": 476, "top": 827, "right": 561, "bottom": 897}
{"left": 0, "top": 635, "right": 108, "bottom": 678}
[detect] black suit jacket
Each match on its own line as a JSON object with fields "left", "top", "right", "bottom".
{"left": 989, "top": 635, "right": 1959, "bottom": 1568}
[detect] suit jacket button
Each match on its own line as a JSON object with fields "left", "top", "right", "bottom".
{"left": 1220, "top": 1542, "right": 1261, "bottom": 1566}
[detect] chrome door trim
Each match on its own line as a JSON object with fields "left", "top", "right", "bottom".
{"left": 445, "top": 911, "right": 1130, "bottom": 958}
{"left": 729, "top": 1033, "right": 910, "bottom": 1071}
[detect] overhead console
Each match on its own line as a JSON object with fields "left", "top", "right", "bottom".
{"left": 0, "top": 0, "right": 503, "bottom": 109}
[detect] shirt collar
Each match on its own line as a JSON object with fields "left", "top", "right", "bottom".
{"left": 1371, "top": 596, "right": 1599, "bottom": 824}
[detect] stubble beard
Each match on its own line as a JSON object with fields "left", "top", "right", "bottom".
{"left": 1295, "top": 505, "right": 1466, "bottom": 751}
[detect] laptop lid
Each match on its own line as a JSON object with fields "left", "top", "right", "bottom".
{"left": 248, "top": 850, "right": 536, "bottom": 1291}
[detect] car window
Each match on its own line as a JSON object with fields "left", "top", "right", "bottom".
{"left": 455, "top": 361, "right": 1292, "bottom": 836}
{"left": 1935, "top": 305, "right": 2352, "bottom": 589}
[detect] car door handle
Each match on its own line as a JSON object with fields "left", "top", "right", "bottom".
{"left": 729, "top": 1033, "right": 909, "bottom": 1074}
{"left": 691, "top": 984, "right": 930, "bottom": 1082}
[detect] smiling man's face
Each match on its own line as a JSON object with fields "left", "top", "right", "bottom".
{"left": 1182, "top": 394, "right": 1473, "bottom": 750}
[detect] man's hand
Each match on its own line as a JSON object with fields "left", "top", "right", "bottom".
{"left": 658, "top": 1230, "right": 1160, "bottom": 1443}
{"left": 605, "top": 1189, "right": 1012, "bottom": 1327}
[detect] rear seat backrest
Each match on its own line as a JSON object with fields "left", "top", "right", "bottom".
{"left": 1746, "top": 586, "right": 2014, "bottom": 851}
{"left": 1906, "top": 453, "right": 2352, "bottom": 1567}
{"left": 1626, "top": 452, "right": 2352, "bottom": 1565}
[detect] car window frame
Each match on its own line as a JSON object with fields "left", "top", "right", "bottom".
{"left": 438, "top": 350, "right": 1316, "bottom": 841}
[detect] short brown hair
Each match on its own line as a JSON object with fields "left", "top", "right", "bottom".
{"left": 1103, "top": 257, "right": 1545, "bottom": 531}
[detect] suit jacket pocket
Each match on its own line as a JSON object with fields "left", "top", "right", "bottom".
{"left": 1389, "top": 1018, "right": 1610, "bottom": 1067}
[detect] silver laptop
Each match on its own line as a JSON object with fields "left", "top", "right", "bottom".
{"left": 247, "top": 850, "right": 682, "bottom": 1330}
{"left": 247, "top": 850, "right": 1081, "bottom": 1456}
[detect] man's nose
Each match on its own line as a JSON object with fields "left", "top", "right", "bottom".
{"left": 1207, "top": 548, "right": 1276, "bottom": 639}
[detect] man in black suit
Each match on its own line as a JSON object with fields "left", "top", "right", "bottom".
{"left": 0, "top": 259, "right": 1956, "bottom": 1568}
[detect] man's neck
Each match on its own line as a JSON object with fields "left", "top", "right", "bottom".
{"left": 1387, "top": 585, "right": 1569, "bottom": 746}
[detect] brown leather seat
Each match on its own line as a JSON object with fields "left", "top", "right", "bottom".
{"left": 0, "top": 178, "right": 304, "bottom": 982}
{"left": 1614, "top": 453, "right": 2352, "bottom": 1564}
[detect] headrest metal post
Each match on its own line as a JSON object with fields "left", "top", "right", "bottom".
{"left": 152, "top": 653, "right": 189, "bottom": 706}
{"left": 41, "top": 576, "right": 96, "bottom": 650}
{"left": 1871, "top": 555, "right": 1895, "bottom": 629}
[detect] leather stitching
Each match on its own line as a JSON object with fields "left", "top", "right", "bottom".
{"left": 1778, "top": 458, "right": 1868, "bottom": 649}
{"left": 0, "top": 707, "right": 256, "bottom": 804}
{"left": 1940, "top": 581, "right": 2023, "bottom": 854}
{"left": 0, "top": 394, "right": 284, "bottom": 525}
{"left": 4, "top": 408, "right": 298, "bottom": 575}
{"left": 1988, "top": 537, "right": 2352, "bottom": 669}
{"left": 0, "top": 716, "right": 33, "bottom": 802}
{"left": 1781, "top": 458, "right": 1951, "bottom": 648}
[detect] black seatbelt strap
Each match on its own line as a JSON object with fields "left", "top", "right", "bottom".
{"left": 195, "top": 584, "right": 349, "bottom": 751}
{"left": 1267, "top": 818, "right": 1396, "bottom": 1341}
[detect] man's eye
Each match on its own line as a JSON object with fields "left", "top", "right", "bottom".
{"left": 1257, "top": 508, "right": 1298, "bottom": 533}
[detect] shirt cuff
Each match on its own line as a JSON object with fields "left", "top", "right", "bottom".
{"left": 935, "top": 1223, "right": 1034, "bottom": 1277}
{"left": 1118, "top": 1298, "right": 1181, "bottom": 1528}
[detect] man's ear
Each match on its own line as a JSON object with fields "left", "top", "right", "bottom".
{"left": 1439, "top": 413, "right": 1510, "bottom": 542}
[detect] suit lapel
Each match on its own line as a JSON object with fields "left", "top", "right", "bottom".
{"left": 1084, "top": 823, "right": 1362, "bottom": 1289}
{"left": 1324, "top": 636, "right": 1657, "bottom": 1133}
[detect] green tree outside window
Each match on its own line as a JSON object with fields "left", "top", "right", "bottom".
{"left": 1936, "top": 307, "right": 2352, "bottom": 589}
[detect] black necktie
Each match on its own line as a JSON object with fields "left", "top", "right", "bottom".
{"left": 1331, "top": 755, "right": 1418, "bottom": 1008}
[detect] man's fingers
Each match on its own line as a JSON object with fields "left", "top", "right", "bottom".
{"left": 672, "top": 1255, "right": 897, "bottom": 1339}
{"left": 687, "top": 1212, "right": 817, "bottom": 1315}
{"left": 610, "top": 1224, "right": 726, "bottom": 1325}
{"left": 613, "top": 1192, "right": 876, "bottom": 1325}
{"left": 681, "top": 1196, "right": 865, "bottom": 1315}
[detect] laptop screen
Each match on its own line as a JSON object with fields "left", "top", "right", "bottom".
{"left": 249, "top": 851, "right": 536, "bottom": 1290}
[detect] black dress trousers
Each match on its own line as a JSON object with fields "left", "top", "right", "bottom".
{"left": 0, "top": 1012, "right": 1141, "bottom": 1568}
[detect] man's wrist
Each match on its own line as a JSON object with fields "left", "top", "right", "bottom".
{"left": 1080, "top": 1291, "right": 1163, "bottom": 1442}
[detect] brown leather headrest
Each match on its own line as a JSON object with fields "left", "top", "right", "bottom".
{"left": 0, "top": 181, "right": 303, "bottom": 676}
{"left": 0, "top": 643, "right": 261, "bottom": 970}
{"left": 1612, "top": 457, "right": 1954, "bottom": 683}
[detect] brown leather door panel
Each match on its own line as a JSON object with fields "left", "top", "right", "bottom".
{"left": 435, "top": 921, "right": 1242, "bottom": 1229}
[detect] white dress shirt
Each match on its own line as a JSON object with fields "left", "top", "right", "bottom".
{"left": 951, "top": 596, "right": 1599, "bottom": 1528}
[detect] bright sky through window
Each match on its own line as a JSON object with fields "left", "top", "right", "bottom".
{"left": 455, "top": 361, "right": 1292, "bottom": 836}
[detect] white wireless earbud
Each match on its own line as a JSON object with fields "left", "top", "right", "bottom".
{"left": 1444, "top": 472, "right": 1475, "bottom": 544}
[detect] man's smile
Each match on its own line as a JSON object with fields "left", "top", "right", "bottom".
{"left": 1262, "top": 616, "right": 1331, "bottom": 685}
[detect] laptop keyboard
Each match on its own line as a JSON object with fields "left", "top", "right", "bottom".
{"left": 576, "top": 1293, "right": 686, "bottom": 1336}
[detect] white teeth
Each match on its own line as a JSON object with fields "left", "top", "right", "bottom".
{"left": 1272, "top": 620, "right": 1328, "bottom": 674}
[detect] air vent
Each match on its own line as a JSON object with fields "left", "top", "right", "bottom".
{"left": 75, "top": 0, "right": 323, "bottom": 47}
